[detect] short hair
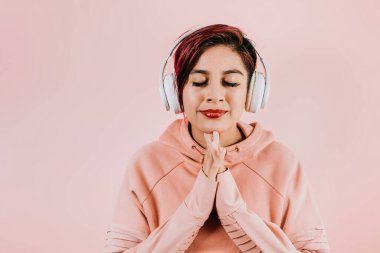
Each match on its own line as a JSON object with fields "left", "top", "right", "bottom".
{"left": 173, "top": 24, "right": 258, "bottom": 113}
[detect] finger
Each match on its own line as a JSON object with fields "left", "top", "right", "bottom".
{"left": 219, "top": 146, "right": 226, "bottom": 156}
{"left": 217, "top": 146, "right": 226, "bottom": 159}
{"left": 204, "top": 149, "right": 211, "bottom": 167}
{"left": 204, "top": 133, "right": 212, "bottom": 146}
{"left": 209, "top": 131, "right": 218, "bottom": 149}
{"left": 214, "top": 147, "right": 226, "bottom": 163}
{"left": 217, "top": 146, "right": 222, "bottom": 156}
{"left": 212, "top": 131, "right": 220, "bottom": 146}
{"left": 205, "top": 132, "right": 217, "bottom": 150}
{"left": 210, "top": 147, "right": 218, "bottom": 159}
{"left": 221, "top": 147, "right": 227, "bottom": 157}
{"left": 203, "top": 146, "right": 212, "bottom": 168}
{"left": 213, "top": 146, "right": 225, "bottom": 162}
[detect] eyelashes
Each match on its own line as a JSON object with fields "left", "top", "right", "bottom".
{"left": 192, "top": 80, "right": 240, "bottom": 87}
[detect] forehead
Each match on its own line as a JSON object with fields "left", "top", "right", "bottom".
{"left": 191, "top": 45, "right": 247, "bottom": 75}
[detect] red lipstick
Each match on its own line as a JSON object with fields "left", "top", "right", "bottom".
{"left": 200, "top": 109, "right": 227, "bottom": 119}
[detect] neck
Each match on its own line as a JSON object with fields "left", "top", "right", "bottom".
{"left": 188, "top": 122, "right": 245, "bottom": 148}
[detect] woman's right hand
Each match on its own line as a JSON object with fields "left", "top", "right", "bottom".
{"left": 202, "top": 131, "right": 227, "bottom": 181}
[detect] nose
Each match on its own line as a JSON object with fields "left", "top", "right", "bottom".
{"left": 205, "top": 81, "right": 226, "bottom": 103}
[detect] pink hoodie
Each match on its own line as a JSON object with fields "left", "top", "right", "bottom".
{"left": 104, "top": 118, "right": 330, "bottom": 253}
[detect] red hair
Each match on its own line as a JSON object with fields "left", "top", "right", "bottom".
{"left": 173, "top": 24, "right": 258, "bottom": 113}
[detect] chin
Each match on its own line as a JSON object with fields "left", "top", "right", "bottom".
{"left": 197, "top": 121, "right": 229, "bottom": 133}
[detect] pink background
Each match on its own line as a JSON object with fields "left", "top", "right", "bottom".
{"left": 1, "top": 0, "right": 379, "bottom": 252}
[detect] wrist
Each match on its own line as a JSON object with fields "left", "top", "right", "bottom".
{"left": 217, "top": 167, "right": 228, "bottom": 174}
{"left": 202, "top": 167, "right": 217, "bottom": 181}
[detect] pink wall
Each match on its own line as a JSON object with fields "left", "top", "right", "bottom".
{"left": 1, "top": 0, "right": 379, "bottom": 252}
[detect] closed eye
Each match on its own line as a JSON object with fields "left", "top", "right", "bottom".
{"left": 224, "top": 81, "right": 240, "bottom": 87}
{"left": 192, "top": 81, "right": 206, "bottom": 87}
{"left": 192, "top": 81, "right": 240, "bottom": 87}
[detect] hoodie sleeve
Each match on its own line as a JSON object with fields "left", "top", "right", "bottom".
{"left": 215, "top": 164, "right": 330, "bottom": 253}
{"left": 104, "top": 168, "right": 218, "bottom": 253}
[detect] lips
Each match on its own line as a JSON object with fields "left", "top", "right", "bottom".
{"left": 200, "top": 109, "right": 228, "bottom": 119}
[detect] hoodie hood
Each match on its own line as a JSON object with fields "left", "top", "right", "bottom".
{"left": 158, "top": 118, "right": 275, "bottom": 167}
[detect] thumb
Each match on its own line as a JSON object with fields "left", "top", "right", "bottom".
{"left": 221, "top": 147, "right": 227, "bottom": 157}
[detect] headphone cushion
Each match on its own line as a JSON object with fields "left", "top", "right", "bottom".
{"left": 249, "top": 72, "right": 266, "bottom": 113}
{"left": 160, "top": 75, "right": 170, "bottom": 110}
{"left": 245, "top": 72, "right": 255, "bottom": 112}
{"left": 163, "top": 73, "right": 182, "bottom": 114}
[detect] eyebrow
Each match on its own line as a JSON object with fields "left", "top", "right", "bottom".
{"left": 190, "top": 69, "right": 244, "bottom": 76}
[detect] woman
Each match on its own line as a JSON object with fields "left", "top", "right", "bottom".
{"left": 104, "top": 24, "right": 330, "bottom": 252}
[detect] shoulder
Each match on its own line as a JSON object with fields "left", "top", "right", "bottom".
{"left": 122, "top": 140, "right": 184, "bottom": 202}
{"left": 128, "top": 140, "right": 184, "bottom": 173}
{"left": 245, "top": 139, "right": 300, "bottom": 198}
{"left": 262, "top": 140, "right": 299, "bottom": 167}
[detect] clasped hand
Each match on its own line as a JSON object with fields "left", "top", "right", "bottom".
{"left": 202, "top": 131, "right": 227, "bottom": 181}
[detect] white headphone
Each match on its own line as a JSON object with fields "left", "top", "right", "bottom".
{"left": 159, "top": 24, "right": 270, "bottom": 115}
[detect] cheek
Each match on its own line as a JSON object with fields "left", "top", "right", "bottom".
{"left": 230, "top": 89, "right": 247, "bottom": 104}
{"left": 182, "top": 90, "right": 199, "bottom": 112}
{"left": 183, "top": 87, "right": 200, "bottom": 102}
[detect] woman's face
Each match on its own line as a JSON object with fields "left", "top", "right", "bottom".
{"left": 182, "top": 45, "right": 249, "bottom": 134}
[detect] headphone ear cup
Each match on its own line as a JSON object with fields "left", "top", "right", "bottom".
{"left": 246, "top": 71, "right": 265, "bottom": 113}
{"left": 245, "top": 72, "right": 255, "bottom": 112}
{"left": 163, "top": 73, "right": 182, "bottom": 114}
{"left": 260, "top": 72, "right": 270, "bottom": 109}
{"left": 160, "top": 74, "right": 170, "bottom": 111}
